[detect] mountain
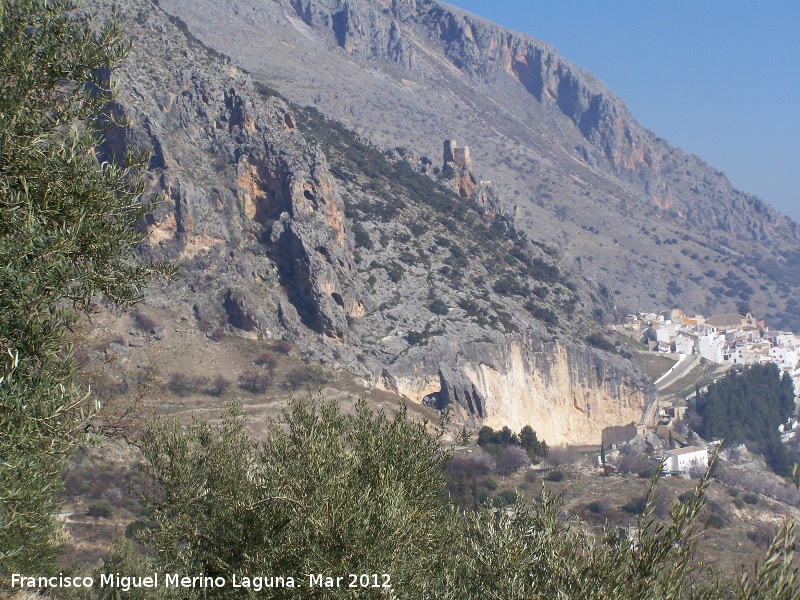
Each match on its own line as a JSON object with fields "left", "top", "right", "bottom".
{"left": 87, "top": 0, "right": 799, "bottom": 445}
{"left": 152, "top": 0, "right": 800, "bottom": 333}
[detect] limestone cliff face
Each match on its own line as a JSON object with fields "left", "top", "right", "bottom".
{"left": 108, "top": 6, "right": 364, "bottom": 340}
{"left": 381, "top": 333, "right": 656, "bottom": 447}
{"left": 462, "top": 341, "right": 656, "bottom": 447}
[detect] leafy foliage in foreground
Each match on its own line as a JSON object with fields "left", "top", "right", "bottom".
{"left": 102, "top": 395, "right": 800, "bottom": 599}
{"left": 134, "top": 398, "right": 453, "bottom": 599}
{"left": 0, "top": 0, "right": 161, "bottom": 581}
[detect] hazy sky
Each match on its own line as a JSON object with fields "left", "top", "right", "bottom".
{"left": 449, "top": 0, "right": 800, "bottom": 224}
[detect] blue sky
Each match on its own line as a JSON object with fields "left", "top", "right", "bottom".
{"left": 448, "top": 0, "right": 800, "bottom": 223}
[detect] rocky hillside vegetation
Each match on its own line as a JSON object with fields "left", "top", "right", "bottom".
{"left": 156, "top": 0, "right": 800, "bottom": 333}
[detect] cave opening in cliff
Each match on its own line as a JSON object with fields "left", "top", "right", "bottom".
{"left": 222, "top": 291, "right": 257, "bottom": 332}
{"left": 422, "top": 391, "right": 447, "bottom": 411}
{"left": 463, "top": 389, "right": 483, "bottom": 418}
{"left": 316, "top": 246, "right": 332, "bottom": 263}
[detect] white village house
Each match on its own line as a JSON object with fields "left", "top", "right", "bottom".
{"left": 663, "top": 446, "right": 708, "bottom": 475}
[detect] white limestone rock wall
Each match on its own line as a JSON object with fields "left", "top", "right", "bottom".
{"left": 382, "top": 332, "right": 657, "bottom": 447}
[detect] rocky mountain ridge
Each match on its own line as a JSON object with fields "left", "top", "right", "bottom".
{"left": 287, "top": 0, "right": 798, "bottom": 244}
{"left": 93, "top": 0, "right": 657, "bottom": 445}
{"left": 155, "top": 0, "right": 800, "bottom": 332}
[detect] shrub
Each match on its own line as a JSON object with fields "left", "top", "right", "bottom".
{"left": 587, "top": 501, "right": 605, "bottom": 515}
{"left": 546, "top": 445, "right": 581, "bottom": 468}
{"left": 497, "top": 490, "right": 518, "bottom": 506}
{"left": 743, "top": 493, "right": 759, "bottom": 505}
{"left": 406, "top": 331, "right": 425, "bottom": 346}
{"left": 459, "top": 298, "right": 482, "bottom": 317}
{"left": 270, "top": 339, "right": 292, "bottom": 353}
{"left": 705, "top": 514, "right": 726, "bottom": 529}
{"left": 409, "top": 222, "right": 428, "bottom": 236}
{"left": 546, "top": 470, "right": 565, "bottom": 482}
{"left": 667, "top": 280, "right": 682, "bottom": 296}
{"left": 492, "top": 272, "right": 528, "bottom": 297}
{"left": 282, "top": 366, "right": 330, "bottom": 390}
{"left": 398, "top": 250, "right": 420, "bottom": 265}
{"left": 496, "top": 446, "right": 531, "bottom": 476}
{"left": 405, "top": 326, "right": 444, "bottom": 346}
{"left": 444, "top": 454, "right": 493, "bottom": 481}
{"left": 168, "top": 373, "right": 208, "bottom": 397}
{"left": 209, "top": 374, "right": 231, "bottom": 397}
{"left": 385, "top": 261, "right": 405, "bottom": 283}
{"left": 238, "top": 369, "right": 272, "bottom": 394}
{"left": 428, "top": 298, "right": 449, "bottom": 315}
{"left": 167, "top": 373, "right": 189, "bottom": 396}
{"left": 254, "top": 352, "right": 277, "bottom": 369}
{"left": 87, "top": 500, "right": 113, "bottom": 519}
{"left": 586, "top": 333, "right": 615, "bottom": 352}
{"left": 748, "top": 523, "right": 776, "bottom": 549}
{"left": 622, "top": 496, "right": 648, "bottom": 515}
{"left": 351, "top": 222, "right": 373, "bottom": 249}
{"left": 524, "top": 301, "right": 558, "bottom": 326}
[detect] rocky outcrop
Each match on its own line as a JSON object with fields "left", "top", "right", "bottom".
{"left": 380, "top": 332, "right": 657, "bottom": 447}
{"left": 112, "top": 5, "right": 363, "bottom": 340}
{"left": 290, "top": 0, "right": 417, "bottom": 68}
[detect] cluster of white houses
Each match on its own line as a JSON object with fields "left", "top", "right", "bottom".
{"left": 624, "top": 309, "right": 800, "bottom": 397}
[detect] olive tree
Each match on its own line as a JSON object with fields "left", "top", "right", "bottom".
{"left": 134, "top": 397, "right": 456, "bottom": 599}
{"left": 128, "top": 396, "right": 800, "bottom": 600}
{"left": 0, "top": 0, "right": 161, "bottom": 581}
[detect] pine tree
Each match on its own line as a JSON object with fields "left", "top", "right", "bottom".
{"left": 693, "top": 364, "right": 795, "bottom": 476}
{"left": 520, "top": 424, "right": 548, "bottom": 462}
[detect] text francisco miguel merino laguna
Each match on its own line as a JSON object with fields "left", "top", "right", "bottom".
{"left": 11, "top": 572, "right": 393, "bottom": 592}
